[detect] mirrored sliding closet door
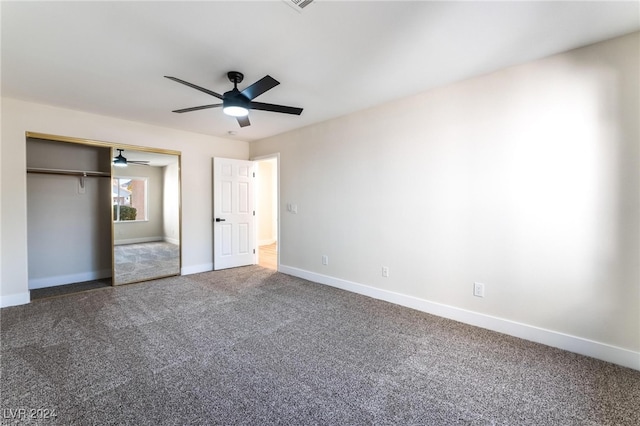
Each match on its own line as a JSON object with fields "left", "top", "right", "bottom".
{"left": 112, "top": 147, "right": 181, "bottom": 285}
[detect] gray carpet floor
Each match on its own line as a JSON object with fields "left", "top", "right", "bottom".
{"left": 30, "top": 278, "right": 112, "bottom": 301}
{"left": 1, "top": 266, "right": 638, "bottom": 425}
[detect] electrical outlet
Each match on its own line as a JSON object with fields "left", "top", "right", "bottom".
{"left": 322, "top": 255, "right": 328, "bottom": 266}
{"left": 382, "top": 266, "right": 389, "bottom": 277}
{"left": 473, "top": 282, "right": 485, "bottom": 297}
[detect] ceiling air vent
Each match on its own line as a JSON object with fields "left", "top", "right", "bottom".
{"left": 282, "top": 0, "right": 316, "bottom": 13}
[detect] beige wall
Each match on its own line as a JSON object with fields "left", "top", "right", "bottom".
{"left": 1, "top": 98, "right": 249, "bottom": 305}
{"left": 251, "top": 33, "right": 640, "bottom": 366}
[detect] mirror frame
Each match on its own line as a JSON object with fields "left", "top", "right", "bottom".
{"left": 25, "top": 131, "right": 182, "bottom": 286}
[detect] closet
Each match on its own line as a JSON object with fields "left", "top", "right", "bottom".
{"left": 27, "top": 137, "right": 113, "bottom": 292}
{"left": 26, "top": 132, "right": 182, "bottom": 299}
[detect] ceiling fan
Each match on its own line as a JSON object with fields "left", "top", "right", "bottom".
{"left": 164, "top": 71, "right": 303, "bottom": 128}
{"left": 113, "top": 149, "right": 150, "bottom": 167}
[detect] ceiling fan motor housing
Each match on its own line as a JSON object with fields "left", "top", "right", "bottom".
{"left": 223, "top": 89, "right": 250, "bottom": 111}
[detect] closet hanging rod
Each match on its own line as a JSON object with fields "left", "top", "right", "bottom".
{"left": 26, "top": 167, "right": 111, "bottom": 178}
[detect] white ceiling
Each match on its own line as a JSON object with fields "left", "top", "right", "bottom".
{"left": 2, "top": 1, "right": 639, "bottom": 142}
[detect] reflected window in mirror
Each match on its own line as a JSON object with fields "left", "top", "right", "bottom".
{"left": 113, "top": 177, "right": 148, "bottom": 222}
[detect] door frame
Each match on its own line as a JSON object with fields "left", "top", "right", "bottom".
{"left": 252, "top": 153, "right": 280, "bottom": 271}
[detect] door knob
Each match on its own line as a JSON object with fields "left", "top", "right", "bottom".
{"left": 215, "top": 218, "right": 226, "bottom": 222}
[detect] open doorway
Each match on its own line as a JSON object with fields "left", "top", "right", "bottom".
{"left": 255, "top": 155, "right": 278, "bottom": 270}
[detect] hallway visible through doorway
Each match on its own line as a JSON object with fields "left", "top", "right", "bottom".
{"left": 259, "top": 243, "right": 277, "bottom": 270}
{"left": 255, "top": 155, "right": 278, "bottom": 271}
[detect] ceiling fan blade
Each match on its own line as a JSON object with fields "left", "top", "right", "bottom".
{"left": 129, "top": 160, "right": 150, "bottom": 164}
{"left": 164, "top": 76, "right": 223, "bottom": 100}
{"left": 250, "top": 101, "right": 303, "bottom": 115}
{"left": 237, "top": 116, "right": 251, "bottom": 128}
{"left": 172, "top": 104, "right": 222, "bottom": 113}
{"left": 241, "top": 75, "right": 280, "bottom": 100}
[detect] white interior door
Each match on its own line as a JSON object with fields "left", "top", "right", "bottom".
{"left": 213, "top": 157, "right": 256, "bottom": 270}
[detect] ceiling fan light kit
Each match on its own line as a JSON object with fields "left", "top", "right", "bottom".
{"left": 165, "top": 71, "right": 303, "bottom": 128}
{"left": 223, "top": 106, "right": 249, "bottom": 117}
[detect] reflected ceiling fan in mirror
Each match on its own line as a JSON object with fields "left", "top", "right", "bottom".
{"left": 164, "top": 71, "right": 303, "bottom": 128}
{"left": 113, "top": 149, "right": 150, "bottom": 167}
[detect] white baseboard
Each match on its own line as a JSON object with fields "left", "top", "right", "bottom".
{"left": 0, "top": 292, "right": 31, "bottom": 308}
{"left": 279, "top": 265, "right": 640, "bottom": 371}
{"left": 114, "top": 237, "right": 163, "bottom": 246}
{"left": 182, "top": 263, "right": 213, "bottom": 275}
{"left": 28, "top": 269, "right": 112, "bottom": 290}
{"left": 164, "top": 237, "right": 180, "bottom": 245}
